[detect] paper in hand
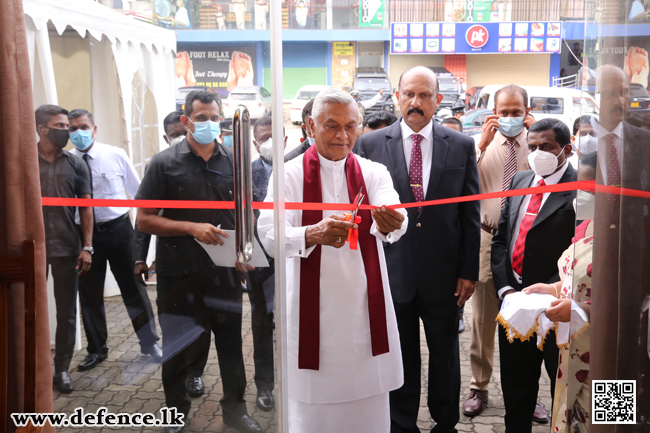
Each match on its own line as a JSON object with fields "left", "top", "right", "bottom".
{"left": 195, "top": 228, "right": 270, "bottom": 268}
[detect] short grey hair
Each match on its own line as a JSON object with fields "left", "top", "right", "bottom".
{"left": 311, "top": 88, "right": 358, "bottom": 122}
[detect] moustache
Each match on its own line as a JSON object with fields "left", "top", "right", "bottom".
{"left": 407, "top": 107, "right": 425, "bottom": 116}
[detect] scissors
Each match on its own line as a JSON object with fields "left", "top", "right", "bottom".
{"left": 351, "top": 187, "right": 365, "bottom": 219}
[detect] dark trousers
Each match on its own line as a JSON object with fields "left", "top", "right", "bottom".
{"left": 247, "top": 270, "right": 274, "bottom": 392}
{"left": 47, "top": 255, "right": 79, "bottom": 373}
{"left": 157, "top": 268, "right": 248, "bottom": 420}
{"left": 391, "top": 297, "right": 460, "bottom": 433}
{"left": 498, "top": 325, "right": 559, "bottom": 433}
{"left": 78, "top": 215, "right": 158, "bottom": 354}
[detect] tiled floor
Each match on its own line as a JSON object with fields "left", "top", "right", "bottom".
{"left": 52, "top": 285, "right": 552, "bottom": 432}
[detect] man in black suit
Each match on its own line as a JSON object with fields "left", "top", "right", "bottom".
{"left": 248, "top": 115, "right": 286, "bottom": 411}
{"left": 356, "top": 66, "right": 481, "bottom": 433}
{"left": 284, "top": 98, "right": 314, "bottom": 162}
{"left": 491, "top": 118, "right": 576, "bottom": 433}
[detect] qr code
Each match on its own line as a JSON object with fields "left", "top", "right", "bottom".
{"left": 592, "top": 380, "right": 636, "bottom": 424}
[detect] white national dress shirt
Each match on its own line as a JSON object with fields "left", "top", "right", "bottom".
{"left": 400, "top": 119, "right": 434, "bottom": 197}
{"left": 498, "top": 160, "right": 570, "bottom": 299}
{"left": 592, "top": 119, "right": 624, "bottom": 186}
{"left": 71, "top": 141, "right": 141, "bottom": 223}
{"left": 258, "top": 151, "right": 407, "bottom": 405}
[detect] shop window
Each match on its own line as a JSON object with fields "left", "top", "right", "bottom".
{"left": 530, "top": 96, "right": 564, "bottom": 114}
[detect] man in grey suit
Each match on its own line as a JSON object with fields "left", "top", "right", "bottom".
{"left": 356, "top": 66, "right": 481, "bottom": 433}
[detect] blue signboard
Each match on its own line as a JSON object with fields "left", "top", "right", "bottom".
{"left": 391, "top": 22, "right": 562, "bottom": 55}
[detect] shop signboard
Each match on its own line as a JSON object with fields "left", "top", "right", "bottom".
{"left": 359, "top": 0, "right": 385, "bottom": 27}
{"left": 444, "top": 0, "right": 512, "bottom": 23}
{"left": 176, "top": 45, "right": 257, "bottom": 98}
{"left": 391, "top": 21, "right": 562, "bottom": 55}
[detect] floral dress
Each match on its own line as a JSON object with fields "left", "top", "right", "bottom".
{"left": 552, "top": 234, "right": 593, "bottom": 433}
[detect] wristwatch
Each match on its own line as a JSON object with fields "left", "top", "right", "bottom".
{"left": 82, "top": 246, "right": 94, "bottom": 254}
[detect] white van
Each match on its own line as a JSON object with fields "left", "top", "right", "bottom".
{"left": 475, "top": 85, "right": 599, "bottom": 130}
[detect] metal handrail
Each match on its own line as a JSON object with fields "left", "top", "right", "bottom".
{"left": 233, "top": 106, "right": 254, "bottom": 264}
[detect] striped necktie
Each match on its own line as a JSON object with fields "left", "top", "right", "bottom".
{"left": 501, "top": 138, "right": 518, "bottom": 210}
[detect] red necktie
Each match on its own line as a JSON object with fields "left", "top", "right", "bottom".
{"left": 511, "top": 179, "right": 546, "bottom": 276}
{"left": 298, "top": 145, "right": 389, "bottom": 370}
{"left": 409, "top": 134, "right": 425, "bottom": 212}
{"left": 502, "top": 138, "right": 518, "bottom": 210}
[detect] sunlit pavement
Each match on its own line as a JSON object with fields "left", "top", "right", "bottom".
{"left": 51, "top": 285, "right": 552, "bottom": 433}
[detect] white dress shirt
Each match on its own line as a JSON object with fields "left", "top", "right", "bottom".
{"left": 498, "top": 161, "right": 570, "bottom": 299}
{"left": 71, "top": 141, "right": 141, "bottom": 223}
{"left": 258, "top": 152, "right": 407, "bottom": 405}
{"left": 400, "top": 119, "right": 434, "bottom": 197}
{"left": 593, "top": 119, "right": 624, "bottom": 186}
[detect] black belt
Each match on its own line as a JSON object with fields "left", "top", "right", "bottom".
{"left": 95, "top": 213, "right": 129, "bottom": 232}
{"left": 481, "top": 223, "right": 497, "bottom": 236}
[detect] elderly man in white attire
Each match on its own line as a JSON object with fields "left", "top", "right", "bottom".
{"left": 258, "top": 88, "right": 407, "bottom": 432}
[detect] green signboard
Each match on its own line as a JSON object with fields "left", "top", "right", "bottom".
{"left": 359, "top": 0, "right": 385, "bottom": 27}
{"left": 471, "top": 1, "right": 493, "bottom": 22}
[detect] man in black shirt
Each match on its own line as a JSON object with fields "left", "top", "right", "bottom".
{"left": 36, "top": 104, "right": 94, "bottom": 393}
{"left": 136, "top": 91, "right": 262, "bottom": 433}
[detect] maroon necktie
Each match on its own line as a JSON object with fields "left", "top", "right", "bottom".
{"left": 409, "top": 134, "right": 425, "bottom": 212}
{"left": 298, "top": 145, "right": 389, "bottom": 370}
{"left": 502, "top": 138, "right": 518, "bottom": 210}
{"left": 511, "top": 179, "right": 546, "bottom": 276}
{"left": 604, "top": 134, "right": 621, "bottom": 205}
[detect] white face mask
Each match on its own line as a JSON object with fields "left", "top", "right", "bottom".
{"left": 573, "top": 190, "right": 596, "bottom": 220}
{"left": 577, "top": 135, "right": 598, "bottom": 154}
{"left": 169, "top": 135, "right": 185, "bottom": 146}
{"left": 259, "top": 137, "right": 274, "bottom": 162}
{"left": 527, "top": 146, "right": 566, "bottom": 177}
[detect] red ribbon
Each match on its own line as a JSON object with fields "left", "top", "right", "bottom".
{"left": 344, "top": 214, "right": 361, "bottom": 250}
{"left": 41, "top": 181, "right": 650, "bottom": 211}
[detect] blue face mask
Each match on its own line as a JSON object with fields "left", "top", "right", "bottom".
{"left": 498, "top": 116, "right": 525, "bottom": 138}
{"left": 70, "top": 129, "right": 94, "bottom": 151}
{"left": 189, "top": 119, "right": 220, "bottom": 145}
{"left": 307, "top": 137, "right": 315, "bottom": 146}
{"left": 223, "top": 134, "right": 233, "bottom": 148}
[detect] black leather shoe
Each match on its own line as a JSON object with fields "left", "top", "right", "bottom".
{"left": 225, "top": 414, "right": 263, "bottom": 432}
{"left": 163, "top": 426, "right": 184, "bottom": 433}
{"left": 142, "top": 343, "right": 163, "bottom": 363}
{"left": 459, "top": 318, "right": 465, "bottom": 333}
{"left": 53, "top": 371, "right": 74, "bottom": 393}
{"left": 77, "top": 353, "right": 107, "bottom": 371}
{"left": 256, "top": 389, "right": 274, "bottom": 411}
{"left": 186, "top": 376, "right": 204, "bottom": 397}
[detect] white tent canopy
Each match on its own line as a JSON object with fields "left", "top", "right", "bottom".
{"left": 24, "top": 0, "right": 176, "bottom": 347}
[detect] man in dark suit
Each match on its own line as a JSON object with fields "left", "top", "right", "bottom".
{"left": 491, "top": 118, "right": 576, "bottom": 433}
{"left": 356, "top": 66, "right": 481, "bottom": 433}
{"left": 284, "top": 98, "right": 314, "bottom": 162}
{"left": 248, "top": 115, "right": 286, "bottom": 411}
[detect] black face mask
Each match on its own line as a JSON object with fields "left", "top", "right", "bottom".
{"left": 46, "top": 127, "right": 70, "bottom": 149}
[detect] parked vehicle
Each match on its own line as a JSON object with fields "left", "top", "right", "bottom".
{"left": 629, "top": 83, "right": 650, "bottom": 112}
{"left": 465, "top": 86, "right": 484, "bottom": 110}
{"left": 475, "top": 85, "right": 599, "bottom": 129}
{"left": 427, "top": 67, "right": 462, "bottom": 110}
{"left": 222, "top": 86, "right": 272, "bottom": 120}
{"left": 352, "top": 67, "right": 395, "bottom": 114}
{"left": 176, "top": 86, "right": 214, "bottom": 111}
{"left": 290, "top": 85, "right": 331, "bottom": 124}
{"left": 460, "top": 108, "right": 493, "bottom": 135}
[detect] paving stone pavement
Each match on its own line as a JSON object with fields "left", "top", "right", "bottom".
{"left": 52, "top": 286, "right": 553, "bottom": 432}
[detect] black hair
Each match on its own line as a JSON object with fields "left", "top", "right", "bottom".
{"left": 494, "top": 85, "right": 529, "bottom": 110}
{"left": 441, "top": 117, "right": 463, "bottom": 132}
{"left": 398, "top": 66, "right": 439, "bottom": 92}
{"left": 625, "top": 111, "right": 650, "bottom": 129}
{"left": 184, "top": 91, "right": 222, "bottom": 118}
{"left": 528, "top": 118, "right": 571, "bottom": 147}
{"left": 253, "top": 115, "right": 285, "bottom": 141}
{"left": 35, "top": 104, "right": 68, "bottom": 127}
{"left": 68, "top": 108, "right": 94, "bottom": 125}
{"left": 572, "top": 115, "right": 596, "bottom": 135}
{"left": 163, "top": 110, "right": 184, "bottom": 135}
{"left": 302, "top": 98, "right": 315, "bottom": 124}
{"left": 580, "top": 151, "right": 598, "bottom": 170}
{"left": 362, "top": 111, "right": 398, "bottom": 130}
